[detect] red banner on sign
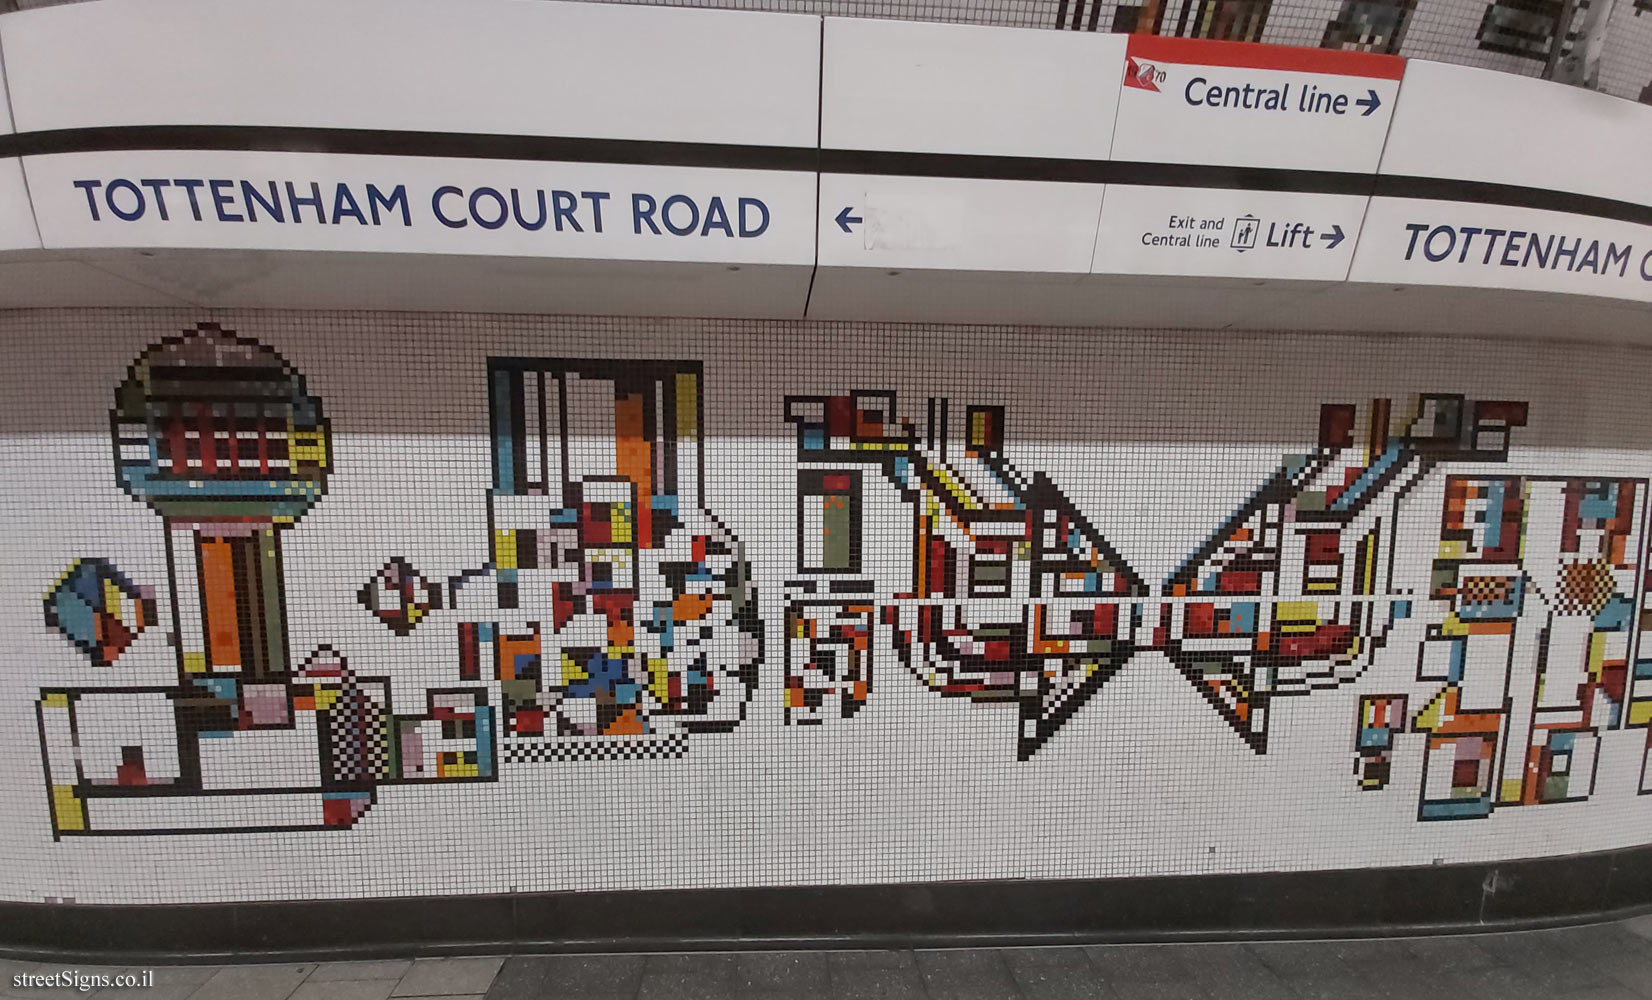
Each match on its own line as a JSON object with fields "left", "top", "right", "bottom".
{"left": 1125, "top": 36, "right": 1405, "bottom": 80}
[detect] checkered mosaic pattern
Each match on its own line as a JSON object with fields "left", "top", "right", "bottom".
{"left": 502, "top": 734, "right": 689, "bottom": 763}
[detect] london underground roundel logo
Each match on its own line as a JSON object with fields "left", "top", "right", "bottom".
{"left": 1124, "top": 56, "right": 1164, "bottom": 92}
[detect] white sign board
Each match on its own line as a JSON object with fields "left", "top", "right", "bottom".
{"left": 821, "top": 18, "right": 1124, "bottom": 158}
{"left": 1110, "top": 36, "right": 1403, "bottom": 172}
{"left": 1092, "top": 186, "right": 1364, "bottom": 280}
{"left": 0, "top": 45, "right": 41, "bottom": 251}
{"left": 817, "top": 174, "right": 1103, "bottom": 273}
{"left": 25, "top": 150, "right": 816, "bottom": 266}
{"left": 1, "top": 0, "right": 821, "bottom": 147}
{"left": 1377, "top": 60, "right": 1652, "bottom": 208}
{"left": 1350, "top": 198, "right": 1652, "bottom": 304}
{"left": 0, "top": 160, "right": 42, "bottom": 251}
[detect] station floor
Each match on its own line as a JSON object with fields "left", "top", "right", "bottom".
{"left": 4, "top": 915, "right": 1651, "bottom": 999}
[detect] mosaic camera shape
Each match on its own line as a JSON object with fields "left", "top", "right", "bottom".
{"left": 375, "top": 358, "right": 764, "bottom": 766}
{"left": 37, "top": 327, "right": 493, "bottom": 838}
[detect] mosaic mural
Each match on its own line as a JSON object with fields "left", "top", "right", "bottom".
{"left": 781, "top": 389, "right": 1652, "bottom": 821}
{"left": 35, "top": 328, "right": 761, "bottom": 834}
{"left": 383, "top": 357, "right": 764, "bottom": 766}
{"left": 28, "top": 322, "right": 1652, "bottom": 844}
{"left": 37, "top": 327, "right": 496, "bottom": 836}
{"left": 1358, "top": 476, "right": 1650, "bottom": 819}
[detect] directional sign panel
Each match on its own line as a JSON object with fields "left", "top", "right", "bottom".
{"left": 1377, "top": 60, "right": 1652, "bottom": 209}
{"left": 25, "top": 150, "right": 816, "bottom": 267}
{"left": 0, "top": 160, "right": 41, "bottom": 251}
{"left": 822, "top": 17, "right": 1123, "bottom": 158}
{"left": 2, "top": 0, "right": 821, "bottom": 147}
{"left": 1110, "top": 37, "right": 1401, "bottom": 172}
{"left": 1092, "top": 186, "right": 1363, "bottom": 281}
{"left": 1350, "top": 198, "right": 1652, "bottom": 304}
{"left": 818, "top": 174, "right": 1103, "bottom": 273}
{"left": 1353, "top": 60, "right": 1652, "bottom": 304}
{"left": 0, "top": 45, "right": 41, "bottom": 252}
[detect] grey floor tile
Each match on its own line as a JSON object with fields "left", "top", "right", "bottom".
{"left": 736, "top": 951, "right": 832, "bottom": 995}
{"left": 101, "top": 965, "right": 220, "bottom": 984}
{"left": 1105, "top": 983, "right": 1210, "bottom": 1000}
{"left": 827, "top": 964, "right": 928, "bottom": 1000}
{"left": 5, "top": 929, "right": 1647, "bottom": 1000}
{"left": 309, "top": 961, "right": 414, "bottom": 983}
{"left": 1405, "top": 936, "right": 1502, "bottom": 974}
{"left": 96, "top": 983, "right": 199, "bottom": 999}
{"left": 1083, "top": 947, "right": 1198, "bottom": 986}
{"left": 914, "top": 949, "right": 1022, "bottom": 1000}
{"left": 1259, "top": 975, "right": 1366, "bottom": 1000}
{"left": 1474, "top": 934, "right": 1619, "bottom": 994}
{"left": 1176, "top": 944, "right": 1292, "bottom": 1000}
{"left": 4, "top": 964, "right": 74, "bottom": 996}
{"left": 0, "top": 964, "right": 172, "bottom": 998}
{"left": 642, "top": 954, "right": 738, "bottom": 973}
{"left": 1474, "top": 933, "right": 1565, "bottom": 965}
{"left": 477, "top": 958, "right": 542, "bottom": 1000}
{"left": 1245, "top": 942, "right": 1351, "bottom": 980}
{"left": 94, "top": 965, "right": 222, "bottom": 1000}
{"left": 190, "top": 964, "right": 317, "bottom": 1000}
{"left": 152, "top": 965, "right": 224, "bottom": 984}
{"left": 1001, "top": 946, "right": 1115, "bottom": 1000}
{"left": 1361, "top": 965, "right": 1468, "bottom": 998}
{"left": 391, "top": 958, "right": 503, "bottom": 998}
{"left": 487, "top": 954, "right": 643, "bottom": 1000}
{"left": 1429, "top": 961, "right": 1551, "bottom": 1000}
{"left": 1589, "top": 952, "right": 1652, "bottom": 1000}
{"left": 1406, "top": 966, "right": 1509, "bottom": 1000}
{"left": 1244, "top": 942, "right": 1369, "bottom": 1000}
{"left": 291, "top": 982, "right": 399, "bottom": 1000}
{"left": 0, "top": 965, "right": 96, "bottom": 999}
{"left": 1546, "top": 926, "right": 1642, "bottom": 961}
{"left": 1328, "top": 939, "right": 1424, "bottom": 970}
{"left": 635, "top": 953, "right": 736, "bottom": 1000}
{"left": 1532, "top": 936, "right": 1652, "bottom": 1000}
{"left": 830, "top": 951, "right": 919, "bottom": 971}
{"left": 1328, "top": 940, "right": 1448, "bottom": 999}
{"left": 1555, "top": 987, "right": 1646, "bottom": 1000}
{"left": 633, "top": 972, "right": 729, "bottom": 999}
{"left": 1607, "top": 923, "right": 1652, "bottom": 958}
{"left": 0, "top": 963, "right": 44, "bottom": 999}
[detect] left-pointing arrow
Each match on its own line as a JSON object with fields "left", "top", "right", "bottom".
{"left": 1320, "top": 224, "right": 1346, "bottom": 250}
{"left": 835, "top": 206, "right": 863, "bottom": 233}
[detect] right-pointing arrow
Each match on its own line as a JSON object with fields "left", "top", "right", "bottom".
{"left": 1321, "top": 224, "right": 1346, "bottom": 250}
{"left": 1355, "top": 89, "right": 1381, "bottom": 116}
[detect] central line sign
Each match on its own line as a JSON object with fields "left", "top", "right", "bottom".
{"left": 1095, "top": 37, "right": 1402, "bottom": 281}
{"left": 1112, "top": 36, "right": 1403, "bottom": 173}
